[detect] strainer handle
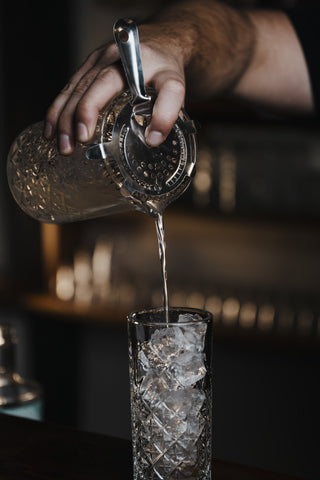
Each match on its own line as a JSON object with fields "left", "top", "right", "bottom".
{"left": 114, "top": 19, "right": 151, "bottom": 105}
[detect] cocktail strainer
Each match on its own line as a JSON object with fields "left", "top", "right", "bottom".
{"left": 7, "top": 19, "right": 197, "bottom": 223}
{"left": 87, "top": 19, "right": 197, "bottom": 215}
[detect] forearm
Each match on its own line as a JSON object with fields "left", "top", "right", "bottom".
{"left": 141, "top": 0, "right": 255, "bottom": 98}
{"left": 234, "top": 9, "right": 313, "bottom": 113}
{"left": 46, "top": 0, "right": 314, "bottom": 155}
{"left": 142, "top": 0, "right": 313, "bottom": 112}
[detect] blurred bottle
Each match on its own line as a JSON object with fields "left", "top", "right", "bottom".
{"left": 0, "top": 324, "right": 43, "bottom": 420}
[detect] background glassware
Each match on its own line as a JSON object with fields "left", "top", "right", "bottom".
{"left": 0, "top": 324, "right": 43, "bottom": 420}
{"left": 127, "top": 307, "right": 213, "bottom": 480}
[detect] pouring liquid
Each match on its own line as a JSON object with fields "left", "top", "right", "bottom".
{"left": 155, "top": 213, "right": 169, "bottom": 323}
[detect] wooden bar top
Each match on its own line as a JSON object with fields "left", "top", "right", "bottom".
{"left": 0, "top": 413, "right": 303, "bottom": 480}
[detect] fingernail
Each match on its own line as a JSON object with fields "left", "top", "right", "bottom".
{"left": 77, "top": 122, "right": 89, "bottom": 142}
{"left": 146, "top": 130, "right": 164, "bottom": 147}
{"left": 59, "top": 134, "right": 72, "bottom": 154}
{"left": 44, "top": 122, "right": 53, "bottom": 139}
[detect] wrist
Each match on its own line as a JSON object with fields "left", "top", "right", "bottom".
{"left": 144, "top": 1, "right": 256, "bottom": 98}
{"left": 139, "top": 13, "right": 198, "bottom": 68}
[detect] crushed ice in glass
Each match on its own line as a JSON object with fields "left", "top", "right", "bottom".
{"left": 135, "top": 313, "right": 208, "bottom": 475}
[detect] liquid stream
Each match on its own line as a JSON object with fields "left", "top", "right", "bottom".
{"left": 155, "top": 213, "right": 169, "bottom": 323}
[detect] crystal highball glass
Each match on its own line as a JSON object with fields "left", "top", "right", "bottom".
{"left": 127, "top": 307, "right": 213, "bottom": 480}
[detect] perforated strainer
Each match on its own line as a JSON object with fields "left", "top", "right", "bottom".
{"left": 7, "top": 18, "right": 197, "bottom": 224}
{"left": 87, "top": 18, "right": 197, "bottom": 215}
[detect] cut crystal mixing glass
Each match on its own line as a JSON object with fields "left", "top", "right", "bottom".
{"left": 7, "top": 19, "right": 197, "bottom": 223}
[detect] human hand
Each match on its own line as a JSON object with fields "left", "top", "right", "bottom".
{"left": 44, "top": 24, "right": 187, "bottom": 155}
{"left": 43, "top": 0, "right": 257, "bottom": 156}
{"left": 44, "top": 0, "right": 314, "bottom": 157}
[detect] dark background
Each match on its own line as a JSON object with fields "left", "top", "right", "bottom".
{"left": 1, "top": 1, "right": 320, "bottom": 480}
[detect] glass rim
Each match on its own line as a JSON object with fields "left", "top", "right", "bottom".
{"left": 127, "top": 306, "right": 212, "bottom": 327}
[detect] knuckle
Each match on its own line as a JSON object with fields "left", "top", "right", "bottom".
{"left": 165, "top": 77, "right": 185, "bottom": 97}
{"left": 60, "top": 81, "right": 74, "bottom": 95}
{"left": 76, "top": 99, "right": 90, "bottom": 118}
{"left": 76, "top": 99, "right": 98, "bottom": 123}
{"left": 97, "top": 65, "right": 118, "bottom": 82}
{"left": 99, "top": 43, "right": 118, "bottom": 62}
{"left": 71, "top": 69, "right": 99, "bottom": 98}
{"left": 45, "top": 107, "right": 53, "bottom": 124}
{"left": 57, "top": 108, "right": 73, "bottom": 135}
{"left": 81, "top": 44, "right": 112, "bottom": 69}
{"left": 57, "top": 117, "right": 69, "bottom": 136}
{"left": 151, "top": 112, "right": 173, "bottom": 136}
{"left": 45, "top": 104, "right": 59, "bottom": 124}
{"left": 87, "top": 48, "right": 101, "bottom": 63}
{"left": 160, "top": 119, "right": 175, "bottom": 136}
{"left": 72, "top": 80, "right": 90, "bottom": 98}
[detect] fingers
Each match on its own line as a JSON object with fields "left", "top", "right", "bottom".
{"left": 45, "top": 44, "right": 123, "bottom": 155}
{"left": 54, "top": 65, "right": 103, "bottom": 154}
{"left": 74, "top": 66, "right": 125, "bottom": 139}
{"left": 45, "top": 40, "right": 186, "bottom": 154}
{"left": 44, "top": 48, "right": 103, "bottom": 140}
{"left": 57, "top": 64, "right": 125, "bottom": 154}
{"left": 146, "top": 72, "right": 185, "bottom": 147}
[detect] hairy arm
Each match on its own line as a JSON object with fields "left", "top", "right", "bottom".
{"left": 45, "top": 0, "right": 313, "bottom": 154}
{"left": 148, "top": 1, "right": 312, "bottom": 109}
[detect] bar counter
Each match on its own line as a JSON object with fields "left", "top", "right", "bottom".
{"left": 0, "top": 413, "right": 303, "bottom": 480}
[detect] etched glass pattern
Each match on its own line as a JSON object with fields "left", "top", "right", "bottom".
{"left": 128, "top": 308, "right": 212, "bottom": 480}
{"left": 6, "top": 113, "right": 129, "bottom": 224}
{"left": 7, "top": 90, "right": 196, "bottom": 224}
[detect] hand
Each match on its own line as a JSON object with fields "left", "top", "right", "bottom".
{"left": 44, "top": 26, "right": 187, "bottom": 155}
{"left": 43, "top": 0, "right": 257, "bottom": 155}
{"left": 44, "top": 0, "right": 314, "bottom": 156}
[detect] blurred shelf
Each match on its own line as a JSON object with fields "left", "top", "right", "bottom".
{"left": 12, "top": 292, "right": 319, "bottom": 351}
{"left": 20, "top": 293, "right": 129, "bottom": 328}
{"left": 2, "top": 211, "right": 320, "bottom": 350}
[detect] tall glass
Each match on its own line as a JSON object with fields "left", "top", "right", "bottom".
{"left": 127, "top": 307, "right": 213, "bottom": 480}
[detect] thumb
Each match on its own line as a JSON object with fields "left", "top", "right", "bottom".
{"left": 145, "top": 76, "right": 185, "bottom": 147}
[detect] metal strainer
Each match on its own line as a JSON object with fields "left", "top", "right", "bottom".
{"left": 87, "top": 18, "right": 197, "bottom": 215}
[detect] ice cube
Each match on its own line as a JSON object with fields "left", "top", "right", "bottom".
{"left": 154, "top": 409, "right": 187, "bottom": 441}
{"left": 180, "top": 323, "right": 207, "bottom": 352}
{"left": 169, "top": 351, "right": 206, "bottom": 387}
{"left": 177, "top": 313, "right": 207, "bottom": 352}
{"left": 183, "top": 415, "right": 204, "bottom": 441}
{"left": 140, "top": 370, "right": 173, "bottom": 405}
{"left": 136, "top": 349, "right": 151, "bottom": 382}
{"left": 140, "top": 341, "right": 164, "bottom": 373}
{"left": 138, "top": 349, "right": 150, "bottom": 371}
{"left": 148, "top": 392, "right": 205, "bottom": 474}
{"left": 151, "top": 388, "right": 205, "bottom": 442}
{"left": 150, "top": 326, "right": 186, "bottom": 363}
{"left": 157, "top": 388, "right": 205, "bottom": 420}
{"left": 178, "top": 313, "right": 202, "bottom": 323}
